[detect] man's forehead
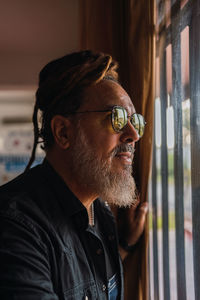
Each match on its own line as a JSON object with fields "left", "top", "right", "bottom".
{"left": 83, "top": 80, "right": 135, "bottom": 113}
{"left": 103, "top": 102, "right": 134, "bottom": 113}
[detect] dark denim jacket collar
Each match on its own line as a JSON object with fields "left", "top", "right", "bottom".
{"left": 39, "top": 159, "right": 118, "bottom": 236}
{"left": 40, "top": 159, "right": 89, "bottom": 229}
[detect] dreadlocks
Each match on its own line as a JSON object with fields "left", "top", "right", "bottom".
{"left": 25, "top": 50, "right": 119, "bottom": 171}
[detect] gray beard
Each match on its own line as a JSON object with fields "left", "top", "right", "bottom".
{"left": 71, "top": 125, "right": 137, "bottom": 207}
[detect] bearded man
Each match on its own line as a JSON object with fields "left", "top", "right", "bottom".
{"left": 0, "top": 50, "right": 148, "bottom": 300}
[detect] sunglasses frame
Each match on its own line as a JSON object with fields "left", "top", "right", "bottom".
{"left": 66, "top": 105, "right": 146, "bottom": 137}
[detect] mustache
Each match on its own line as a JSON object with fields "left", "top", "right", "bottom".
{"left": 110, "top": 144, "right": 135, "bottom": 158}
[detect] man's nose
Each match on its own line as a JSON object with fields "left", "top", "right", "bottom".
{"left": 120, "top": 120, "right": 140, "bottom": 144}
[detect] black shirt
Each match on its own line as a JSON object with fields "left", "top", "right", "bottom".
{"left": 88, "top": 216, "right": 117, "bottom": 280}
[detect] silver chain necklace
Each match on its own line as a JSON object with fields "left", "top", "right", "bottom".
{"left": 89, "top": 203, "right": 95, "bottom": 226}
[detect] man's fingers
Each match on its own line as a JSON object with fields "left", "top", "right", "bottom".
{"left": 136, "top": 202, "right": 148, "bottom": 224}
{"left": 127, "top": 197, "right": 140, "bottom": 218}
{"left": 139, "top": 202, "right": 148, "bottom": 213}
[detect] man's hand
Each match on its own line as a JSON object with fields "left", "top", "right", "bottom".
{"left": 116, "top": 199, "right": 148, "bottom": 260}
{"left": 124, "top": 199, "right": 148, "bottom": 246}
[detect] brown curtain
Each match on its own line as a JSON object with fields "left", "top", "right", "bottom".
{"left": 80, "top": 1, "right": 155, "bottom": 299}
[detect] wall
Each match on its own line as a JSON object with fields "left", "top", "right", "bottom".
{"left": 0, "top": 0, "right": 80, "bottom": 183}
{"left": 0, "top": 0, "right": 80, "bottom": 87}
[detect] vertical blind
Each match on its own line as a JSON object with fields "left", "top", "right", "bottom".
{"left": 149, "top": 0, "right": 200, "bottom": 299}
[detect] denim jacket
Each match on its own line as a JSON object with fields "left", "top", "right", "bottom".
{"left": 0, "top": 160, "right": 124, "bottom": 299}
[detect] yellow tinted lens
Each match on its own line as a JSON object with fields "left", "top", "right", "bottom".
{"left": 112, "top": 107, "right": 127, "bottom": 132}
{"left": 131, "top": 114, "right": 145, "bottom": 137}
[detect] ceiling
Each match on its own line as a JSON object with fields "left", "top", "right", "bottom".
{"left": 0, "top": 0, "right": 80, "bottom": 87}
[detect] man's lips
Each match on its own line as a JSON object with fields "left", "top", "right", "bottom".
{"left": 115, "top": 152, "right": 133, "bottom": 163}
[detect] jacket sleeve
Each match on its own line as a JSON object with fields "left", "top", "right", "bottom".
{"left": 0, "top": 212, "right": 59, "bottom": 300}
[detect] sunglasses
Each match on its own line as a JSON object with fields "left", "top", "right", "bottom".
{"left": 68, "top": 105, "right": 146, "bottom": 138}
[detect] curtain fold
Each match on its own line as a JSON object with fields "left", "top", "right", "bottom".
{"left": 80, "top": 1, "right": 155, "bottom": 299}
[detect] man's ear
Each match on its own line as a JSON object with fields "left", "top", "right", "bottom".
{"left": 51, "top": 115, "right": 72, "bottom": 150}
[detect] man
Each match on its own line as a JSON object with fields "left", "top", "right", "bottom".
{"left": 0, "top": 50, "right": 148, "bottom": 299}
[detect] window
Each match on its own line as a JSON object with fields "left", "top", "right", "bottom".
{"left": 149, "top": 0, "right": 200, "bottom": 299}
